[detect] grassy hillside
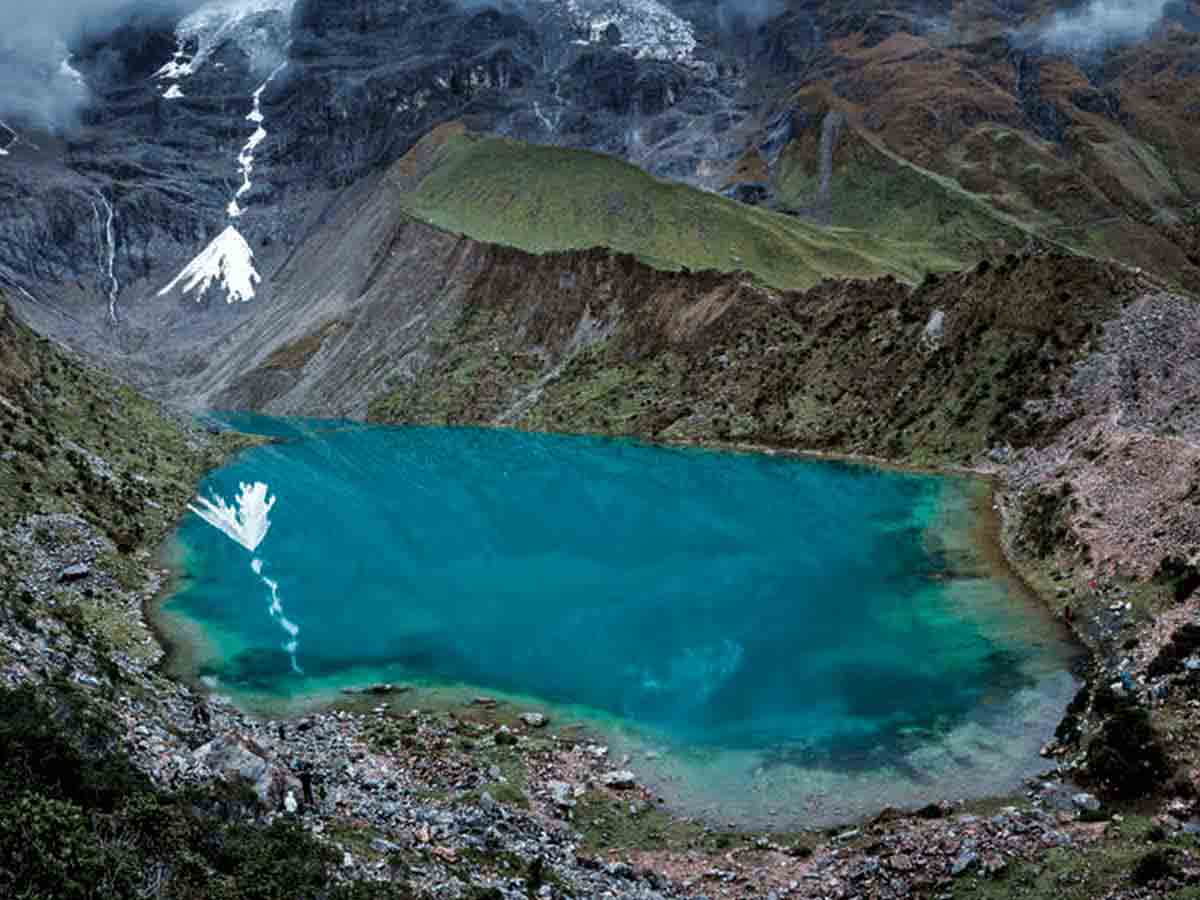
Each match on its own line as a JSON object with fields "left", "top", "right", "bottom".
{"left": 772, "top": 121, "right": 1032, "bottom": 260}
{"left": 0, "top": 298, "right": 236, "bottom": 540}
{"left": 388, "top": 128, "right": 971, "bottom": 290}
{"left": 368, "top": 250, "right": 1140, "bottom": 466}
{"left": 761, "top": 31, "right": 1200, "bottom": 292}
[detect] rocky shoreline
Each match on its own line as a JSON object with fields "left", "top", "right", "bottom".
{"left": 4, "top": 264, "right": 1200, "bottom": 897}
{"left": 0, "top": 448, "right": 1177, "bottom": 899}
{"left": 3, "top": 505, "right": 1191, "bottom": 899}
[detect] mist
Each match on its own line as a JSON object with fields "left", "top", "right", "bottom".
{"left": 1036, "top": 0, "right": 1171, "bottom": 52}
{"left": 0, "top": 0, "right": 202, "bottom": 133}
{"left": 715, "top": 0, "right": 780, "bottom": 33}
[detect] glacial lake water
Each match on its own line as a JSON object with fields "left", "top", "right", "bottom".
{"left": 160, "top": 416, "right": 1078, "bottom": 826}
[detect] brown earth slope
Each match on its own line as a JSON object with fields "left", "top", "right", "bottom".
{"left": 725, "top": 2, "right": 1200, "bottom": 292}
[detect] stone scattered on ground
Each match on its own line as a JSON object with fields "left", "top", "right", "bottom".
{"left": 7, "top": 496, "right": 1200, "bottom": 899}
{"left": 601, "top": 770, "right": 638, "bottom": 790}
{"left": 58, "top": 562, "right": 90, "bottom": 583}
{"left": 340, "top": 683, "right": 410, "bottom": 696}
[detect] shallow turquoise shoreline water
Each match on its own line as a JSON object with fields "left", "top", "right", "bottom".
{"left": 159, "top": 417, "right": 1078, "bottom": 826}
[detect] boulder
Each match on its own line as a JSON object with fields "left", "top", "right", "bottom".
{"left": 59, "top": 563, "right": 90, "bottom": 583}
{"left": 340, "top": 682, "right": 409, "bottom": 696}
{"left": 951, "top": 850, "right": 979, "bottom": 876}
{"left": 1072, "top": 792, "right": 1101, "bottom": 813}
{"left": 370, "top": 683, "right": 406, "bottom": 695}
{"left": 601, "top": 770, "right": 637, "bottom": 790}
{"left": 548, "top": 781, "right": 575, "bottom": 808}
{"left": 192, "top": 733, "right": 300, "bottom": 810}
{"left": 494, "top": 726, "right": 518, "bottom": 746}
{"left": 1038, "top": 781, "right": 1078, "bottom": 812}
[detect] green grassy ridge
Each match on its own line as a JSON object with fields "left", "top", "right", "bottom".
{"left": 388, "top": 132, "right": 966, "bottom": 291}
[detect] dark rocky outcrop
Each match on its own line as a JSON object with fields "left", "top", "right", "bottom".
{"left": 1148, "top": 624, "right": 1200, "bottom": 679}
{"left": 1083, "top": 697, "right": 1173, "bottom": 801}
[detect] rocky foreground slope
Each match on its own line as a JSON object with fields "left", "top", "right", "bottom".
{"left": 4, "top": 212, "right": 1200, "bottom": 897}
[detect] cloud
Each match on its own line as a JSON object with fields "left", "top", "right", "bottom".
{"left": 0, "top": 0, "right": 201, "bottom": 132}
{"left": 715, "top": 0, "right": 780, "bottom": 32}
{"left": 1036, "top": 0, "right": 1171, "bottom": 52}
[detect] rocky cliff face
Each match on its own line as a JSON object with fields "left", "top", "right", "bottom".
{"left": 0, "top": 0, "right": 1198, "bottom": 409}
{"left": 0, "top": 0, "right": 751, "bottom": 316}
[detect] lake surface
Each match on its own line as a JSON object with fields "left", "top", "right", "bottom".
{"left": 160, "top": 417, "right": 1078, "bottom": 826}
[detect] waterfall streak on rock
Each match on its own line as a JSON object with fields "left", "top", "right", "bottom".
{"left": 228, "top": 62, "right": 286, "bottom": 219}
{"left": 91, "top": 191, "right": 120, "bottom": 322}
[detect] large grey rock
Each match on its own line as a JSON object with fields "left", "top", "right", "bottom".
{"left": 192, "top": 733, "right": 300, "bottom": 809}
{"left": 1072, "top": 792, "right": 1101, "bottom": 813}
{"left": 922, "top": 309, "right": 946, "bottom": 348}
{"left": 58, "top": 563, "right": 90, "bottom": 583}
{"left": 951, "top": 850, "right": 979, "bottom": 876}
{"left": 601, "top": 770, "right": 637, "bottom": 790}
{"left": 548, "top": 780, "right": 575, "bottom": 808}
{"left": 1038, "top": 781, "right": 1077, "bottom": 812}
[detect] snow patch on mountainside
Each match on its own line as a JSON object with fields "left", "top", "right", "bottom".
{"left": 155, "top": 0, "right": 295, "bottom": 95}
{"left": 562, "top": 0, "right": 697, "bottom": 63}
{"left": 158, "top": 226, "right": 260, "bottom": 304}
{"left": 59, "top": 57, "right": 85, "bottom": 86}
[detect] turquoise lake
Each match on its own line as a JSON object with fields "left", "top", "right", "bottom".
{"left": 161, "top": 417, "right": 1078, "bottom": 825}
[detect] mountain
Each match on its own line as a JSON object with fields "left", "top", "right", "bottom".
{"left": 4, "top": 3, "right": 1200, "bottom": 897}
{"left": 0, "top": 0, "right": 1197, "bottom": 415}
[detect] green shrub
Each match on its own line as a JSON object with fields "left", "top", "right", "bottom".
{"left": 208, "top": 819, "right": 338, "bottom": 900}
{"left": 0, "top": 792, "right": 142, "bottom": 900}
{"left": 0, "top": 685, "right": 148, "bottom": 811}
{"left": 0, "top": 685, "right": 424, "bottom": 898}
{"left": 1084, "top": 701, "right": 1172, "bottom": 800}
{"left": 1131, "top": 847, "right": 1179, "bottom": 885}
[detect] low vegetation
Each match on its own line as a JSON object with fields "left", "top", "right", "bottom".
{"left": 0, "top": 298, "right": 246, "bottom": 540}
{"left": 0, "top": 684, "right": 416, "bottom": 900}
{"left": 950, "top": 815, "right": 1199, "bottom": 900}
